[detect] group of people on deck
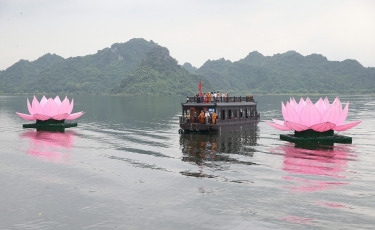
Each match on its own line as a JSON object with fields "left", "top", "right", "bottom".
{"left": 186, "top": 110, "right": 217, "bottom": 124}
{"left": 195, "top": 91, "right": 229, "bottom": 103}
{"left": 197, "top": 110, "right": 217, "bottom": 124}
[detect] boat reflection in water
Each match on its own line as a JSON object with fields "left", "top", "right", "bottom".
{"left": 179, "top": 123, "right": 259, "bottom": 180}
{"left": 20, "top": 130, "right": 76, "bottom": 163}
{"left": 272, "top": 142, "right": 357, "bottom": 192}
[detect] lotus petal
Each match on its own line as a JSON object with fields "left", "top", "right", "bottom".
{"left": 310, "top": 122, "right": 336, "bottom": 132}
{"left": 52, "top": 113, "right": 69, "bottom": 120}
{"left": 266, "top": 121, "right": 290, "bottom": 131}
{"left": 322, "top": 101, "right": 340, "bottom": 124}
{"left": 285, "top": 102, "right": 300, "bottom": 123}
{"left": 43, "top": 98, "right": 59, "bottom": 117}
{"left": 292, "top": 97, "right": 298, "bottom": 107}
{"left": 281, "top": 102, "right": 287, "bottom": 121}
{"left": 34, "top": 113, "right": 51, "bottom": 121}
{"left": 27, "top": 98, "right": 34, "bottom": 115}
{"left": 296, "top": 97, "right": 305, "bottom": 115}
{"left": 289, "top": 98, "right": 296, "bottom": 108}
{"left": 59, "top": 96, "right": 70, "bottom": 114}
{"left": 267, "top": 97, "right": 360, "bottom": 133}
{"left": 67, "top": 98, "right": 74, "bottom": 114}
{"left": 300, "top": 100, "right": 321, "bottom": 127}
{"left": 17, "top": 95, "right": 84, "bottom": 122}
{"left": 332, "top": 97, "right": 340, "bottom": 106}
{"left": 40, "top": 96, "right": 48, "bottom": 108}
{"left": 272, "top": 119, "right": 285, "bottom": 125}
{"left": 336, "top": 97, "right": 343, "bottom": 112}
{"left": 314, "top": 98, "right": 326, "bottom": 116}
{"left": 32, "top": 96, "right": 44, "bottom": 115}
{"left": 54, "top": 96, "right": 62, "bottom": 107}
{"left": 16, "top": 112, "right": 36, "bottom": 121}
{"left": 333, "top": 121, "right": 361, "bottom": 131}
{"left": 336, "top": 102, "right": 349, "bottom": 126}
{"left": 285, "top": 121, "right": 309, "bottom": 131}
{"left": 66, "top": 112, "right": 84, "bottom": 120}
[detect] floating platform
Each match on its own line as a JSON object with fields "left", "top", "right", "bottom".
{"left": 280, "top": 129, "right": 352, "bottom": 144}
{"left": 280, "top": 134, "right": 352, "bottom": 144}
{"left": 23, "top": 119, "right": 77, "bottom": 132}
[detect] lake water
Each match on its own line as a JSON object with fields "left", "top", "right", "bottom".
{"left": 0, "top": 95, "right": 374, "bottom": 229}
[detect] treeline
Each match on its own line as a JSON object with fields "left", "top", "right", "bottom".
{"left": 195, "top": 51, "right": 375, "bottom": 95}
{"left": 0, "top": 38, "right": 210, "bottom": 95}
{"left": 1, "top": 38, "right": 374, "bottom": 95}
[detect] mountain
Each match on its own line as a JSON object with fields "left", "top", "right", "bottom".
{"left": 0, "top": 38, "right": 208, "bottom": 95}
{"left": 1, "top": 38, "right": 374, "bottom": 95}
{"left": 0, "top": 38, "right": 157, "bottom": 94}
{"left": 182, "top": 62, "right": 198, "bottom": 73}
{"left": 196, "top": 51, "right": 375, "bottom": 94}
{"left": 112, "top": 46, "right": 211, "bottom": 95}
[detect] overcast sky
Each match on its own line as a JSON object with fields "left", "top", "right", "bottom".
{"left": 1, "top": 0, "right": 375, "bottom": 70}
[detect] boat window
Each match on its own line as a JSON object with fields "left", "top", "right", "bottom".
{"left": 244, "top": 109, "right": 248, "bottom": 118}
{"left": 228, "top": 109, "right": 232, "bottom": 119}
{"left": 221, "top": 109, "right": 225, "bottom": 120}
{"left": 240, "top": 109, "right": 243, "bottom": 118}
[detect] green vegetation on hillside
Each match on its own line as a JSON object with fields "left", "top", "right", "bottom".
{"left": 197, "top": 51, "right": 375, "bottom": 95}
{"left": 1, "top": 38, "right": 374, "bottom": 95}
{"left": 112, "top": 46, "right": 211, "bottom": 95}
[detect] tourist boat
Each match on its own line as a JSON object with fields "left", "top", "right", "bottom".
{"left": 179, "top": 95, "right": 260, "bottom": 132}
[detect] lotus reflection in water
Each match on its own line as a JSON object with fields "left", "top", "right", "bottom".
{"left": 21, "top": 130, "right": 76, "bottom": 163}
{"left": 271, "top": 143, "right": 356, "bottom": 192}
{"left": 16, "top": 95, "right": 84, "bottom": 131}
{"left": 266, "top": 97, "right": 361, "bottom": 143}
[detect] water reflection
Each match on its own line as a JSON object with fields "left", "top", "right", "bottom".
{"left": 179, "top": 124, "right": 259, "bottom": 178}
{"left": 20, "top": 130, "right": 76, "bottom": 163}
{"left": 272, "top": 143, "right": 356, "bottom": 192}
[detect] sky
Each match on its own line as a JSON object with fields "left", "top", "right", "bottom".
{"left": 1, "top": 0, "right": 375, "bottom": 70}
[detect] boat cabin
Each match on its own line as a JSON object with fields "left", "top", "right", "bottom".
{"left": 179, "top": 95, "right": 260, "bottom": 132}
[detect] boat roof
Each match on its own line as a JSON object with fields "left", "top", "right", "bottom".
{"left": 182, "top": 101, "right": 257, "bottom": 107}
{"left": 182, "top": 96, "right": 257, "bottom": 108}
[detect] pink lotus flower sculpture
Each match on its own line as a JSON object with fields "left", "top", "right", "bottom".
{"left": 266, "top": 97, "right": 361, "bottom": 132}
{"left": 16, "top": 95, "right": 84, "bottom": 121}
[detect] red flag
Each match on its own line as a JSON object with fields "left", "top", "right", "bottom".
{"left": 199, "top": 80, "right": 202, "bottom": 96}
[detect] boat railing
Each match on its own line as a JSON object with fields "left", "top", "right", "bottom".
{"left": 185, "top": 96, "right": 254, "bottom": 103}
{"left": 179, "top": 113, "right": 260, "bottom": 124}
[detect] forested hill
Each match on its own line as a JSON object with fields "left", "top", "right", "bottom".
{"left": 112, "top": 46, "right": 211, "bottom": 95}
{"left": 0, "top": 38, "right": 209, "bottom": 95}
{"left": 1, "top": 38, "right": 374, "bottom": 95}
{"left": 196, "top": 51, "right": 375, "bottom": 94}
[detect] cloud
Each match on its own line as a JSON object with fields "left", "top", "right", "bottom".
{"left": 1, "top": 0, "right": 375, "bottom": 70}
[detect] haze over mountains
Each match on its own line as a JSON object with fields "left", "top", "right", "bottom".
{"left": 0, "top": 38, "right": 374, "bottom": 95}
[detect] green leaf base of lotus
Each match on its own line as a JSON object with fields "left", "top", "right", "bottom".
{"left": 23, "top": 119, "right": 77, "bottom": 132}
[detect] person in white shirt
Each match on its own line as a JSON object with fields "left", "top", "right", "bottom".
{"left": 205, "top": 110, "right": 211, "bottom": 124}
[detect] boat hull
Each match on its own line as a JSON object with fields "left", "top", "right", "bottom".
{"left": 179, "top": 119, "right": 259, "bottom": 133}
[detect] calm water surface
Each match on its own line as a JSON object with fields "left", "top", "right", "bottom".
{"left": 0, "top": 95, "right": 374, "bottom": 229}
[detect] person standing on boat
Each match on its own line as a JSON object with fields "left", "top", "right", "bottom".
{"left": 193, "top": 111, "right": 198, "bottom": 123}
{"left": 207, "top": 92, "right": 211, "bottom": 103}
{"left": 205, "top": 110, "right": 210, "bottom": 124}
{"left": 211, "top": 111, "right": 217, "bottom": 124}
{"left": 198, "top": 110, "right": 205, "bottom": 123}
{"left": 186, "top": 112, "right": 190, "bottom": 123}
